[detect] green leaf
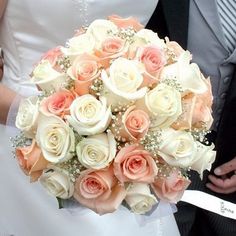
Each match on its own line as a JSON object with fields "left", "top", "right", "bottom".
{"left": 56, "top": 197, "right": 64, "bottom": 209}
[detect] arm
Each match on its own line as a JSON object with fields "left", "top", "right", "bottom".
{"left": 0, "top": 0, "right": 7, "bottom": 81}
{"left": 0, "top": 83, "right": 16, "bottom": 124}
{"left": 0, "top": 0, "right": 7, "bottom": 19}
{"left": 206, "top": 157, "right": 236, "bottom": 194}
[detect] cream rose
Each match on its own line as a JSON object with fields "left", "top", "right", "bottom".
{"left": 131, "top": 29, "right": 166, "bottom": 51}
{"left": 86, "top": 19, "right": 118, "bottom": 47}
{"left": 140, "top": 83, "right": 182, "bottom": 129}
{"left": 191, "top": 142, "right": 216, "bottom": 178}
{"left": 36, "top": 115, "right": 75, "bottom": 163}
{"left": 40, "top": 166, "right": 74, "bottom": 199}
{"left": 101, "top": 58, "right": 147, "bottom": 108}
{"left": 31, "top": 60, "right": 67, "bottom": 92}
{"left": 125, "top": 183, "right": 158, "bottom": 214}
{"left": 158, "top": 128, "right": 198, "bottom": 168}
{"left": 15, "top": 96, "right": 39, "bottom": 137}
{"left": 76, "top": 132, "right": 116, "bottom": 169}
{"left": 66, "top": 94, "right": 112, "bottom": 135}
{"left": 160, "top": 51, "right": 208, "bottom": 95}
{"left": 61, "top": 34, "right": 95, "bottom": 59}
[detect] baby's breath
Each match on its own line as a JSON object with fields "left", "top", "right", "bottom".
{"left": 161, "top": 77, "right": 183, "bottom": 93}
{"left": 140, "top": 130, "right": 162, "bottom": 157}
{"left": 108, "top": 27, "right": 136, "bottom": 44}
{"left": 89, "top": 78, "right": 104, "bottom": 96}
{"left": 55, "top": 158, "right": 85, "bottom": 183}
{"left": 58, "top": 56, "right": 72, "bottom": 72}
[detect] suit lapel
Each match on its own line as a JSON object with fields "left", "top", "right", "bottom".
{"left": 193, "top": 0, "right": 228, "bottom": 51}
{"left": 161, "top": 0, "right": 190, "bottom": 48}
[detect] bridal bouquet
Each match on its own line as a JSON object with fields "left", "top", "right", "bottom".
{"left": 13, "top": 16, "right": 216, "bottom": 215}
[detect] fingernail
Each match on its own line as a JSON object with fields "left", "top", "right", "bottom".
{"left": 214, "top": 168, "right": 221, "bottom": 175}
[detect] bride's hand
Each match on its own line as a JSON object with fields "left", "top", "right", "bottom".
{"left": 0, "top": 84, "right": 16, "bottom": 124}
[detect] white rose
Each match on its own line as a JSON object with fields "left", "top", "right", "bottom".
{"left": 76, "top": 131, "right": 116, "bottom": 169}
{"left": 31, "top": 60, "right": 67, "bottom": 92}
{"left": 158, "top": 128, "right": 198, "bottom": 168}
{"left": 125, "top": 183, "right": 158, "bottom": 214}
{"left": 160, "top": 51, "right": 208, "bottom": 95}
{"left": 40, "top": 166, "right": 74, "bottom": 199}
{"left": 86, "top": 19, "right": 118, "bottom": 46}
{"left": 191, "top": 142, "right": 216, "bottom": 178}
{"left": 61, "top": 34, "right": 95, "bottom": 59}
{"left": 101, "top": 58, "right": 147, "bottom": 108}
{"left": 142, "top": 83, "right": 182, "bottom": 129}
{"left": 36, "top": 115, "right": 75, "bottom": 163}
{"left": 15, "top": 96, "right": 39, "bottom": 137}
{"left": 131, "top": 29, "right": 166, "bottom": 49}
{"left": 66, "top": 94, "right": 112, "bottom": 135}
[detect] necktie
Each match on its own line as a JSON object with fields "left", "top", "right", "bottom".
{"left": 216, "top": 0, "right": 236, "bottom": 52}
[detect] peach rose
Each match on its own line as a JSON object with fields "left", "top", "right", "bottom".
{"left": 40, "top": 89, "right": 76, "bottom": 118}
{"left": 67, "top": 54, "right": 101, "bottom": 95}
{"left": 138, "top": 46, "right": 166, "bottom": 86}
{"left": 172, "top": 94, "right": 213, "bottom": 130}
{"left": 166, "top": 40, "right": 185, "bottom": 59}
{"left": 16, "top": 140, "right": 48, "bottom": 182}
{"left": 108, "top": 15, "right": 144, "bottom": 32}
{"left": 95, "top": 37, "right": 127, "bottom": 68}
{"left": 73, "top": 167, "right": 126, "bottom": 215}
{"left": 151, "top": 169, "right": 190, "bottom": 203}
{"left": 191, "top": 97, "right": 213, "bottom": 129}
{"left": 113, "top": 145, "right": 158, "bottom": 184}
{"left": 112, "top": 106, "right": 150, "bottom": 141}
{"left": 124, "top": 106, "right": 150, "bottom": 140}
{"left": 40, "top": 46, "right": 63, "bottom": 69}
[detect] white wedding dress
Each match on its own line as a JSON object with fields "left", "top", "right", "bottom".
{"left": 0, "top": 0, "right": 180, "bottom": 235}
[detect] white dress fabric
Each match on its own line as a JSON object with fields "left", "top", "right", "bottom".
{"left": 0, "top": 0, "right": 180, "bottom": 235}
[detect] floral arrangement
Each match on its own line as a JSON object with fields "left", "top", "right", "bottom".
{"left": 13, "top": 16, "right": 216, "bottom": 215}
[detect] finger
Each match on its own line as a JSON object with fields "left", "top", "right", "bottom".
{"left": 208, "top": 174, "right": 236, "bottom": 189}
{"left": 214, "top": 157, "right": 236, "bottom": 176}
{"left": 206, "top": 183, "right": 236, "bottom": 194}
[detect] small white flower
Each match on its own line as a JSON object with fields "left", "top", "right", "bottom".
{"left": 160, "top": 51, "right": 208, "bottom": 95}
{"left": 142, "top": 83, "right": 182, "bottom": 128}
{"left": 66, "top": 94, "right": 112, "bottom": 136}
{"left": 86, "top": 19, "right": 118, "bottom": 47}
{"left": 125, "top": 183, "right": 158, "bottom": 214}
{"left": 191, "top": 142, "right": 216, "bottom": 178}
{"left": 61, "top": 34, "right": 95, "bottom": 59}
{"left": 76, "top": 132, "right": 116, "bottom": 169}
{"left": 40, "top": 166, "right": 74, "bottom": 199}
{"left": 101, "top": 58, "right": 147, "bottom": 108}
{"left": 36, "top": 115, "right": 75, "bottom": 163}
{"left": 158, "top": 128, "right": 198, "bottom": 168}
{"left": 130, "top": 29, "right": 166, "bottom": 52}
{"left": 15, "top": 96, "right": 39, "bottom": 137}
{"left": 31, "top": 60, "right": 67, "bottom": 92}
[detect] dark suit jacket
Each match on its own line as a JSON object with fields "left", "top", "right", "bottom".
{"left": 147, "top": 0, "right": 236, "bottom": 178}
{"left": 146, "top": 2, "right": 236, "bottom": 235}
